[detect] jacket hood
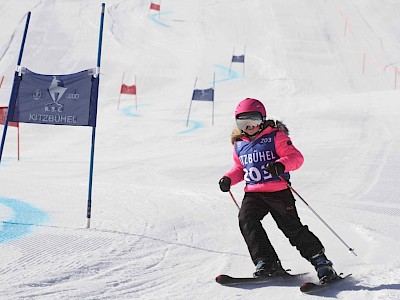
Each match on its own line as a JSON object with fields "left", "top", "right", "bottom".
{"left": 264, "top": 118, "right": 289, "bottom": 135}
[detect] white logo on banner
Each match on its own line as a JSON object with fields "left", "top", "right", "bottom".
{"left": 46, "top": 76, "right": 67, "bottom": 112}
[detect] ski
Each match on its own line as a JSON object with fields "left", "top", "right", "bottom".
{"left": 300, "top": 273, "right": 352, "bottom": 294}
{"left": 216, "top": 272, "right": 308, "bottom": 286}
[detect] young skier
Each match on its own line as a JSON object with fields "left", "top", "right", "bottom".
{"left": 219, "top": 98, "right": 337, "bottom": 283}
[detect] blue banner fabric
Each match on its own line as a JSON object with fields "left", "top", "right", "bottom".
{"left": 192, "top": 88, "right": 214, "bottom": 101}
{"left": 9, "top": 68, "right": 99, "bottom": 127}
{"left": 232, "top": 55, "right": 245, "bottom": 63}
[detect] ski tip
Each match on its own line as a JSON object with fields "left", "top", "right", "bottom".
{"left": 215, "top": 274, "right": 231, "bottom": 284}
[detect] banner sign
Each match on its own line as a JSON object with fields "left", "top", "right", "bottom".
{"left": 9, "top": 68, "right": 99, "bottom": 127}
{"left": 232, "top": 55, "right": 245, "bottom": 63}
{"left": 121, "top": 84, "right": 136, "bottom": 95}
{"left": 150, "top": 3, "right": 160, "bottom": 11}
{"left": 192, "top": 88, "right": 214, "bottom": 101}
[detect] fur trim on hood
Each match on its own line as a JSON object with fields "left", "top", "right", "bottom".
{"left": 231, "top": 118, "right": 290, "bottom": 144}
{"left": 264, "top": 118, "right": 289, "bottom": 135}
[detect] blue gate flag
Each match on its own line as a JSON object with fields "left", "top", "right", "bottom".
{"left": 9, "top": 68, "right": 99, "bottom": 127}
{"left": 232, "top": 55, "right": 245, "bottom": 63}
{"left": 192, "top": 88, "right": 214, "bottom": 101}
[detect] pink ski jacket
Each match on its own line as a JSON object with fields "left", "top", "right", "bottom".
{"left": 223, "top": 124, "right": 304, "bottom": 193}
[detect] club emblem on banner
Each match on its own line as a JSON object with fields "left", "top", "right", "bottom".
{"left": 46, "top": 76, "right": 67, "bottom": 112}
{"left": 32, "top": 88, "right": 45, "bottom": 101}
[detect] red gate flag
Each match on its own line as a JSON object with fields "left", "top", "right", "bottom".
{"left": 118, "top": 73, "right": 138, "bottom": 110}
{"left": 0, "top": 106, "right": 20, "bottom": 160}
{"left": 0, "top": 107, "right": 18, "bottom": 127}
{"left": 121, "top": 84, "right": 136, "bottom": 95}
{"left": 150, "top": 3, "right": 161, "bottom": 11}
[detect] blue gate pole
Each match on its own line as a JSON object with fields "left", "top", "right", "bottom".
{"left": 86, "top": 3, "right": 105, "bottom": 229}
{"left": 186, "top": 77, "right": 197, "bottom": 127}
{"left": 212, "top": 72, "right": 215, "bottom": 125}
{"left": 0, "top": 12, "right": 31, "bottom": 164}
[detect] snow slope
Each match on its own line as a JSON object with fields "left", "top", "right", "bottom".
{"left": 0, "top": 0, "right": 400, "bottom": 299}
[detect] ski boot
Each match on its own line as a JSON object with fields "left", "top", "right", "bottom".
{"left": 310, "top": 251, "right": 337, "bottom": 284}
{"left": 253, "top": 260, "right": 288, "bottom": 277}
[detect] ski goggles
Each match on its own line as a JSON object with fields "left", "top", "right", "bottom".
{"left": 235, "top": 113, "right": 263, "bottom": 130}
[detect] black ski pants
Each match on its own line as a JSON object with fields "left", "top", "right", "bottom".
{"left": 238, "top": 188, "right": 324, "bottom": 266}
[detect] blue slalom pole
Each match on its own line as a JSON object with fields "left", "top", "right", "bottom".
{"left": 0, "top": 12, "right": 31, "bottom": 164}
{"left": 86, "top": 3, "right": 105, "bottom": 228}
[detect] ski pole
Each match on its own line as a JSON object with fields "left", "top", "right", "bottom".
{"left": 228, "top": 190, "right": 241, "bottom": 210}
{"left": 279, "top": 176, "right": 357, "bottom": 257}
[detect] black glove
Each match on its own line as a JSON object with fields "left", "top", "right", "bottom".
{"left": 219, "top": 176, "right": 231, "bottom": 192}
{"left": 265, "top": 162, "right": 285, "bottom": 177}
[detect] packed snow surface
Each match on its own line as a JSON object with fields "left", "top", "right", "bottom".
{"left": 0, "top": 0, "right": 399, "bottom": 299}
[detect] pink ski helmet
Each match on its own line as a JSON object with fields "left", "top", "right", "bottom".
{"left": 235, "top": 98, "right": 266, "bottom": 120}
